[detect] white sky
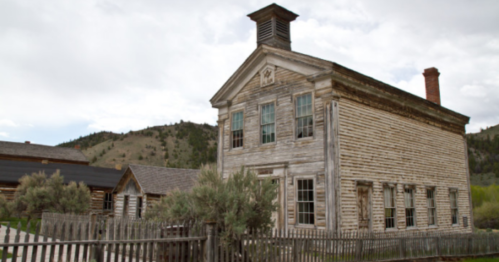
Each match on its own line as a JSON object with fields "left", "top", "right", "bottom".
{"left": 1, "top": 0, "right": 498, "bottom": 145}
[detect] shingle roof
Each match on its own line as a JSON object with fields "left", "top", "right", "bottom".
{"left": 0, "top": 160, "right": 123, "bottom": 188}
{"left": 128, "top": 164, "right": 199, "bottom": 195}
{"left": 0, "top": 141, "right": 88, "bottom": 163}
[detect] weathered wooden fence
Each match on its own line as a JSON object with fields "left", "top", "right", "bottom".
{"left": 2, "top": 219, "right": 499, "bottom": 262}
{"left": 213, "top": 229, "right": 499, "bottom": 262}
{"left": 1, "top": 219, "right": 205, "bottom": 262}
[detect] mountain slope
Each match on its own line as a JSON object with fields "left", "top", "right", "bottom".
{"left": 467, "top": 124, "right": 499, "bottom": 186}
{"left": 57, "top": 122, "right": 218, "bottom": 170}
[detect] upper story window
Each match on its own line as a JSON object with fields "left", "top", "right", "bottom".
{"left": 384, "top": 186, "right": 396, "bottom": 229}
{"left": 450, "top": 189, "right": 459, "bottom": 225}
{"left": 404, "top": 187, "right": 416, "bottom": 227}
{"left": 103, "top": 193, "right": 113, "bottom": 211}
{"left": 296, "top": 93, "right": 313, "bottom": 138}
{"left": 231, "top": 111, "right": 244, "bottom": 148}
{"left": 297, "top": 179, "right": 314, "bottom": 225}
{"left": 261, "top": 103, "right": 275, "bottom": 144}
{"left": 427, "top": 188, "right": 437, "bottom": 226}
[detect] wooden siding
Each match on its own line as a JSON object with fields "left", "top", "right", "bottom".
{"left": 0, "top": 182, "right": 17, "bottom": 201}
{"left": 220, "top": 67, "right": 328, "bottom": 229}
{"left": 337, "top": 98, "right": 471, "bottom": 233}
{"left": 113, "top": 170, "right": 163, "bottom": 218}
{"left": 89, "top": 187, "right": 114, "bottom": 215}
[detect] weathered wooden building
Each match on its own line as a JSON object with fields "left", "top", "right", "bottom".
{"left": 210, "top": 4, "right": 472, "bottom": 233}
{"left": 0, "top": 159, "right": 122, "bottom": 215}
{"left": 113, "top": 165, "right": 198, "bottom": 219}
{"left": 0, "top": 140, "right": 89, "bottom": 165}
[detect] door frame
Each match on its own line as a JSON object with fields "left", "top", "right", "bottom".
{"left": 356, "top": 181, "right": 373, "bottom": 232}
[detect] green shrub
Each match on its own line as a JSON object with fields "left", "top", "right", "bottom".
{"left": 474, "top": 202, "right": 499, "bottom": 229}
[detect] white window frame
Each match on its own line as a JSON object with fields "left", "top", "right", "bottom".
{"left": 230, "top": 110, "right": 244, "bottom": 149}
{"left": 404, "top": 186, "right": 416, "bottom": 228}
{"left": 450, "top": 189, "right": 459, "bottom": 225}
{"left": 294, "top": 93, "right": 314, "bottom": 139}
{"left": 295, "top": 176, "right": 316, "bottom": 227}
{"left": 258, "top": 100, "right": 277, "bottom": 145}
{"left": 384, "top": 184, "right": 397, "bottom": 230}
{"left": 427, "top": 187, "right": 437, "bottom": 227}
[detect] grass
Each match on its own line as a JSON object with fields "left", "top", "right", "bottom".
{"left": 1, "top": 217, "right": 41, "bottom": 234}
{"left": 463, "top": 258, "right": 499, "bottom": 262}
{"left": 0, "top": 250, "right": 13, "bottom": 259}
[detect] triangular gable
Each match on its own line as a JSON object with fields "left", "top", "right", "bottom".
{"left": 210, "top": 45, "right": 331, "bottom": 107}
{"left": 112, "top": 167, "right": 143, "bottom": 195}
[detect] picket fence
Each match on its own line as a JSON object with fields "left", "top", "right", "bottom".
{"left": 1, "top": 218, "right": 499, "bottom": 262}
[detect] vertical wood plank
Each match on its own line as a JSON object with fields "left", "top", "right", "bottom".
{"left": 1, "top": 223, "right": 11, "bottom": 262}
{"left": 114, "top": 222, "right": 121, "bottom": 262}
{"left": 48, "top": 223, "right": 57, "bottom": 262}
{"left": 128, "top": 223, "right": 135, "bottom": 262}
{"left": 11, "top": 222, "right": 22, "bottom": 262}
{"left": 121, "top": 222, "right": 128, "bottom": 262}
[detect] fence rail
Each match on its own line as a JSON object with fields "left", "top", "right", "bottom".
{"left": 1, "top": 217, "right": 499, "bottom": 262}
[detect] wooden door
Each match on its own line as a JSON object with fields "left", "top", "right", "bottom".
{"left": 357, "top": 186, "right": 371, "bottom": 231}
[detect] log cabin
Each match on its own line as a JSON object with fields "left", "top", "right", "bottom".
{"left": 0, "top": 140, "right": 89, "bottom": 165}
{"left": 113, "top": 165, "right": 198, "bottom": 219}
{"left": 0, "top": 159, "right": 122, "bottom": 215}
{"left": 210, "top": 4, "right": 472, "bottom": 233}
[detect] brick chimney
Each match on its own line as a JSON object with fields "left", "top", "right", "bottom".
{"left": 248, "top": 4, "right": 298, "bottom": 51}
{"left": 423, "top": 67, "right": 441, "bottom": 105}
{"left": 74, "top": 145, "right": 81, "bottom": 150}
{"left": 25, "top": 141, "right": 30, "bottom": 144}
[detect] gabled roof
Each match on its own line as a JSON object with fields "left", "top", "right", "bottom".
{"left": 0, "top": 159, "right": 122, "bottom": 188}
{"left": 210, "top": 44, "right": 469, "bottom": 130}
{"left": 0, "top": 141, "right": 89, "bottom": 164}
{"left": 117, "top": 165, "right": 199, "bottom": 195}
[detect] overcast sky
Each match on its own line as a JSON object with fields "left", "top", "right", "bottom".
{"left": 1, "top": 0, "right": 498, "bottom": 146}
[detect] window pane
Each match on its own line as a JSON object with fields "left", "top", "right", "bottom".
{"left": 297, "top": 179, "right": 314, "bottom": 225}
{"left": 232, "top": 111, "right": 243, "bottom": 131}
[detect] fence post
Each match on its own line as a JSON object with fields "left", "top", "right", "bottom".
{"left": 398, "top": 238, "right": 406, "bottom": 259}
{"left": 435, "top": 237, "right": 440, "bottom": 257}
{"left": 355, "top": 239, "right": 363, "bottom": 261}
{"left": 467, "top": 235, "right": 473, "bottom": 255}
{"left": 293, "top": 238, "right": 299, "bottom": 262}
{"left": 204, "top": 222, "right": 216, "bottom": 262}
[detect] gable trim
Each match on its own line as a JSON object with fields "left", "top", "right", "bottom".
{"left": 211, "top": 47, "right": 329, "bottom": 107}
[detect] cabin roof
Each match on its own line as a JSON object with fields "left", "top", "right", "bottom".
{"left": 126, "top": 164, "right": 199, "bottom": 195}
{"left": 0, "top": 141, "right": 89, "bottom": 164}
{"left": 0, "top": 159, "right": 122, "bottom": 188}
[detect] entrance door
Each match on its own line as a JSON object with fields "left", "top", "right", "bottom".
{"left": 357, "top": 185, "right": 371, "bottom": 231}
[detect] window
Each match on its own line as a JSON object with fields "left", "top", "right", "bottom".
{"left": 123, "top": 195, "right": 129, "bottom": 216}
{"left": 384, "top": 186, "right": 396, "bottom": 229}
{"left": 450, "top": 190, "right": 458, "bottom": 225}
{"left": 231, "top": 111, "right": 244, "bottom": 148}
{"left": 404, "top": 188, "right": 416, "bottom": 227}
{"left": 261, "top": 103, "right": 275, "bottom": 144}
{"left": 296, "top": 93, "right": 313, "bottom": 138}
{"left": 427, "top": 188, "right": 436, "bottom": 226}
{"left": 297, "top": 179, "right": 314, "bottom": 225}
{"left": 137, "top": 196, "right": 143, "bottom": 219}
{"left": 103, "top": 193, "right": 113, "bottom": 211}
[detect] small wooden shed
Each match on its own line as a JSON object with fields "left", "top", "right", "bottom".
{"left": 112, "top": 165, "right": 199, "bottom": 219}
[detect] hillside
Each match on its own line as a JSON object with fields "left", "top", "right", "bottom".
{"left": 467, "top": 124, "right": 499, "bottom": 186}
{"left": 57, "top": 121, "right": 218, "bottom": 170}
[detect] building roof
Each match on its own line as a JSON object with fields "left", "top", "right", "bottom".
{"left": 210, "top": 44, "right": 469, "bottom": 134}
{"left": 125, "top": 164, "right": 199, "bottom": 195}
{"left": 0, "top": 159, "right": 122, "bottom": 188}
{"left": 0, "top": 141, "right": 89, "bottom": 164}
